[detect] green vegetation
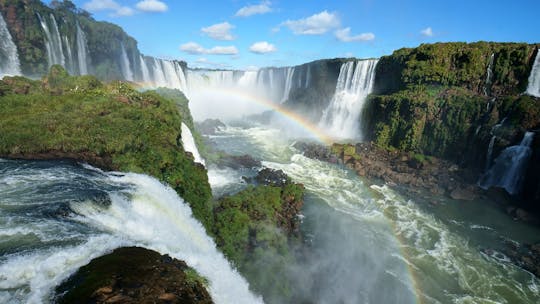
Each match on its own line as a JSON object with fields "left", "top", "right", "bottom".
{"left": 213, "top": 182, "right": 304, "bottom": 300}
{"left": 0, "top": 66, "right": 213, "bottom": 228}
{"left": 365, "top": 42, "right": 540, "bottom": 170}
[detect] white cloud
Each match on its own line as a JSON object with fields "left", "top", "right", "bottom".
{"left": 420, "top": 27, "right": 433, "bottom": 37}
{"left": 115, "top": 6, "right": 135, "bottom": 16}
{"left": 249, "top": 41, "right": 277, "bottom": 54}
{"left": 136, "top": 0, "right": 168, "bottom": 12}
{"left": 180, "top": 42, "right": 239, "bottom": 55}
{"left": 335, "top": 27, "right": 375, "bottom": 42}
{"left": 83, "top": 0, "right": 135, "bottom": 17}
{"left": 235, "top": 1, "right": 272, "bottom": 17}
{"left": 196, "top": 57, "right": 208, "bottom": 63}
{"left": 201, "top": 22, "right": 235, "bottom": 41}
{"left": 281, "top": 11, "right": 340, "bottom": 35}
{"left": 83, "top": 0, "right": 119, "bottom": 11}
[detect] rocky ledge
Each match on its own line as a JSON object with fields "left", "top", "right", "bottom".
{"left": 55, "top": 247, "right": 212, "bottom": 304}
{"left": 296, "top": 141, "right": 479, "bottom": 201}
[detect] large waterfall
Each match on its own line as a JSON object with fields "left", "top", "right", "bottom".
{"left": 36, "top": 13, "right": 90, "bottom": 75}
{"left": 138, "top": 56, "right": 188, "bottom": 91}
{"left": 0, "top": 160, "right": 262, "bottom": 303}
{"left": 37, "top": 13, "right": 65, "bottom": 68}
{"left": 318, "top": 59, "right": 378, "bottom": 140}
{"left": 0, "top": 13, "right": 21, "bottom": 77}
{"left": 479, "top": 131, "right": 535, "bottom": 195}
{"left": 185, "top": 65, "right": 311, "bottom": 104}
{"left": 76, "top": 23, "right": 89, "bottom": 75}
{"left": 526, "top": 51, "right": 540, "bottom": 97}
{"left": 119, "top": 43, "right": 134, "bottom": 81}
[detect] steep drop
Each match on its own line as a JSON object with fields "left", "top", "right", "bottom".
{"left": 0, "top": 13, "right": 20, "bottom": 76}
{"left": 527, "top": 51, "right": 540, "bottom": 97}
{"left": 319, "top": 59, "right": 378, "bottom": 140}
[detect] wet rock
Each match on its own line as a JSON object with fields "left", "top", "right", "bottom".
{"left": 218, "top": 154, "right": 261, "bottom": 169}
{"left": 253, "top": 168, "right": 291, "bottom": 187}
{"left": 55, "top": 247, "right": 213, "bottom": 304}
{"left": 196, "top": 119, "right": 226, "bottom": 135}
{"left": 450, "top": 186, "right": 477, "bottom": 201}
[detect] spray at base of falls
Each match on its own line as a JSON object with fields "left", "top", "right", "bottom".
{"left": 0, "top": 160, "right": 262, "bottom": 304}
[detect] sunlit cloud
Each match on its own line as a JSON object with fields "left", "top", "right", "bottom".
{"left": 420, "top": 27, "right": 434, "bottom": 37}
{"left": 235, "top": 1, "right": 272, "bottom": 17}
{"left": 136, "top": 0, "right": 168, "bottom": 13}
{"left": 281, "top": 11, "right": 340, "bottom": 35}
{"left": 180, "top": 42, "right": 239, "bottom": 55}
{"left": 201, "top": 22, "right": 236, "bottom": 41}
{"left": 249, "top": 41, "right": 277, "bottom": 54}
{"left": 335, "top": 27, "right": 375, "bottom": 42}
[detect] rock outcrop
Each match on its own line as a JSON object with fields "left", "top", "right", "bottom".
{"left": 55, "top": 247, "right": 213, "bottom": 304}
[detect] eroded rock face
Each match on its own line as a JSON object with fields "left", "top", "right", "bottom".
{"left": 55, "top": 247, "right": 213, "bottom": 304}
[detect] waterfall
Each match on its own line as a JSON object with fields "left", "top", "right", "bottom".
{"left": 119, "top": 43, "right": 134, "bottom": 81}
{"left": 281, "top": 67, "right": 295, "bottom": 103}
{"left": 305, "top": 65, "right": 311, "bottom": 88}
{"left": 526, "top": 51, "right": 540, "bottom": 97}
{"left": 37, "top": 13, "right": 65, "bottom": 67}
{"left": 318, "top": 59, "right": 379, "bottom": 140}
{"left": 76, "top": 23, "right": 89, "bottom": 75}
{"left": 139, "top": 55, "right": 151, "bottom": 83}
{"left": 63, "top": 35, "right": 74, "bottom": 74}
{"left": 181, "top": 123, "right": 205, "bottom": 166}
{"left": 479, "top": 132, "right": 535, "bottom": 195}
{"left": 0, "top": 13, "right": 21, "bottom": 77}
{"left": 483, "top": 53, "right": 495, "bottom": 96}
{"left": 485, "top": 136, "right": 496, "bottom": 171}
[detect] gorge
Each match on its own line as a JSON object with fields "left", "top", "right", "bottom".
{"left": 1, "top": 1, "right": 540, "bottom": 304}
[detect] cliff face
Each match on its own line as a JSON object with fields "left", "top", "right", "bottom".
{"left": 284, "top": 58, "right": 349, "bottom": 120}
{"left": 0, "top": 0, "right": 186, "bottom": 81}
{"left": 364, "top": 42, "right": 540, "bottom": 210}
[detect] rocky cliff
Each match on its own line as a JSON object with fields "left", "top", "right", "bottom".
{"left": 363, "top": 42, "right": 540, "bottom": 211}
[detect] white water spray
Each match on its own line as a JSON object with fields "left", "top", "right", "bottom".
{"left": 72, "top": 172, "right": 262, "bottom": 304}
{"left": 76, "top": 23, "right": 89, "bottom": 75}
{"left": 119, "top": 43, "right": 134, "bottom": 81}
{"left": 181, "top": 122, "right": 205, "bottom": 165}
{"left": 319, "top": 59, "right": 378, "bottom": 140}
{"left": 479, "top": 131, "right": 535, "bottom": 195}
{"left": 0, "top": 13, "right": 21, "bottom": 77}
{"left": 526, "top": 51, "right": 540, "bottom": 97}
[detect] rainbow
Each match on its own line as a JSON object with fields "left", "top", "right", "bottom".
{"left": 136, "top": 83, "right": 335, "bottom": 145}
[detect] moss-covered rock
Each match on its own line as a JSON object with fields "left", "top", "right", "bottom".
{"left": 0, "top": 67, "right": 213, "bottom": 228}
{"left": 55, "top": 247, "right": 213, "bottom": 304}
{"left": 212, "top": 169, "right": 304, "bottom": 301}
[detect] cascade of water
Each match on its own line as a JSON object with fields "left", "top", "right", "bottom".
{"left": 151, "top": 58, "right": 167, "bottom": 87}
{"left": 50, "top": 14, "right": 66, "bottom": 67}
{"left": 76, "top": 23, "right": 89, "bottom": 75}
{"left": 181, "top": 123, "right": 205, "bottom": 165}
{"left": 305, "top": 65, "right": 311, "bottom": 88}
{"left": 37, "top": 13, "right": 65, "bottom": 67}
{"left": 160, "top": 60, "right": 183, "bottom": 89}
{"left": 485, "top": 136, "right": 497, "bottom": 171}
{"left": 526, "top": 51, "right": 540, "bottom": 97}
{"left": 281, "top": 67, "right": 295, "bottom": 103}
{"left": 139, "top": 55, "right": 151, "bottom": 83}
{"left": 318, "top": 59, "right": 379, "bottom": 139}
{"left": 62, "top": 35, "right": 74, "bottom": 74}
{"left": 119, "top": 43, "right": 134, "bottom": 81}
{"left": 479, "top": 132, "right": 535, "bottom": 195}
{"left": 483, "top": 53, "right": 495, "bottom": 96}
{"left": 0, "top": 13, "right": 21, "bottom": 76}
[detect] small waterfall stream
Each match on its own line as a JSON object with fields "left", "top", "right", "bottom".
{"left": 526, "top": 51, "right": 540, "bottom": 97}
{"left": 0, "top": 13, "right": 21, "bottom": 76}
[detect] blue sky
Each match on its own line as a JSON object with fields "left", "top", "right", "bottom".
{"left": 63, "top": 0, "right": 540, "bottom": 69}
